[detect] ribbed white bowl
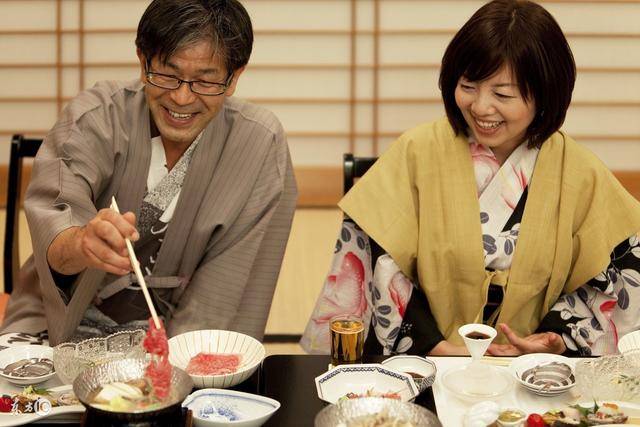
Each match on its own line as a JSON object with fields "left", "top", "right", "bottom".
{"left": 168, "top": 330, "right": 265, "bottom": 389}
{"left": 618, "top": 330, "right": 640, "bottom": 354}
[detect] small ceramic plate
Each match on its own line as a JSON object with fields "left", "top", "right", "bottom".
{"left": 0, "top": 385, "right": 84, "bottom": 427}
{"left": 0, "top": 345, "right": 55, "bottom": 385}
{"left": 182, "top": 389, "right": 280, "bottom": 427}
{"left": 509, "top": 353, "right": 576, "bottom": 396}
{"left": 381, "top": 355, "right": 437, "bottom": 393}
{"left": 314, "top": 363, "right": 419, "bottom": 404}
{"left": 441, "top": 363, "right": 513, "bottom": 401}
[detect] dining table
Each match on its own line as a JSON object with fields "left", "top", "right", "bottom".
{"left": 0, "top": 340, "right": 602, "bottom": 427}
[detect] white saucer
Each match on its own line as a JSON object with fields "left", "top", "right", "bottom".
{"left": 441, "top": 363, "right": 513, "bottom": 401}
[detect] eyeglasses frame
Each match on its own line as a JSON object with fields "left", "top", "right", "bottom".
{"left": 144, "top": 61, "right": 233, "bottom": 96}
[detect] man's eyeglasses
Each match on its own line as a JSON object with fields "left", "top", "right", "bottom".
{"left": 145, "top": 65, "right": 232, "bottom": 96}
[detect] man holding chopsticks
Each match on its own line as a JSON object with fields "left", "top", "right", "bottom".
{"left": 1, "top": 0, "right": 297, "bottom": 346}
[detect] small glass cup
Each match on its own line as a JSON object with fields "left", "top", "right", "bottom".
{"left": 330, "top": 315, "right": 364, "bottom": 366}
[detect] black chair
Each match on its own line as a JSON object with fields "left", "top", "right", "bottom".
{"left": 343, "top": 153, "right": 378, "bottom": 194}
{"left": 266, "top": 155, "right": 379, "bottom": 344}
{"left": 4, "top": 135, "right": 42, "bottom": 294}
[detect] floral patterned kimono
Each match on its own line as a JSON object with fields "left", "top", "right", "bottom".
{"left": 301, "top": 136, "right": 640, "bottom": 357}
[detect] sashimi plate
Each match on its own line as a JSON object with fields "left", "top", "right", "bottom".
{"left": 573, "top": 401, "right": 640, "bottom": 426}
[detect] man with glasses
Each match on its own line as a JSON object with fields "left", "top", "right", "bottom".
{"left": 1, "top": 0, "right": 297, "bottom": 345}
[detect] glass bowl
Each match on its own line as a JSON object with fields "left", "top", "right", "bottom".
{"left": 73, "top": 358, "right": 192, "bottom": 422}
{"left": 53, "top": 329, "right": 145, "bottom": 384}
{"left": 314, "top": 397, "right": 441, "bottom": 427}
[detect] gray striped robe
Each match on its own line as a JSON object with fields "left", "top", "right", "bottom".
{"left": 0, "top": 80, "right": 297, "bottom": 345}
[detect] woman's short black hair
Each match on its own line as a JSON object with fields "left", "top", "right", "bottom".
{"left": 439, "top": 0, "right": 576, "bottom": 148}
{"left": 136, "top": 0, "right": 253, "bottom": 74}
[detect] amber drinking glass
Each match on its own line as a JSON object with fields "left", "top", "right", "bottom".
{"left": 330, "top": 315, "right": 364, "bottom": 366}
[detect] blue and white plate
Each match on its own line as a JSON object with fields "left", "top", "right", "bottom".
{"left": 182, "top": 389, "right": 280, "bottom": 427}
{"left": 314, "top": 363, "right": 419, "bottom": 404}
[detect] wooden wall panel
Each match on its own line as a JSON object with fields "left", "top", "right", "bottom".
{"left": 0, "top": 0, "right": 638, "bottom": 203}
{"left": 2, "top": 165, "right": 640, "bottom": 209}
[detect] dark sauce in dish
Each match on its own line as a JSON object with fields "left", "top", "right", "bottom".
{"left": 465, "top": 331, "right": 490, "bottom": 340}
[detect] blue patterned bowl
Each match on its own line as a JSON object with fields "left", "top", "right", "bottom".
{"left": 182, "top": 389, "right": 280, "bottom": 427}
{"left": 314, "top": 363, "right": 419, "bottom": 404}
{"left": 382, "top": 355, "right": 437, "bottom": 393}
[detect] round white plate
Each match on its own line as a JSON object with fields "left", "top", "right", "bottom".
{"left": 441, "top": 363, "right": 513, "bottom": 401}
{"left": 509, "top": 353, "right": 576, "bottom": 396}
{"left": 0, "top": 345, "right": 55, "bottom": 386}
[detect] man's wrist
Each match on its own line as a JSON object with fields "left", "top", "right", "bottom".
{"left": 47, "top": 226, "right": 87, "bottom": 275}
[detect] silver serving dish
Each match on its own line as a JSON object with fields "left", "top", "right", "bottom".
{"left": 73, "top": 358, "right": 193, "bottom": 422}
{"left": 315, "top": 397, "right": 442, "bottom": 427}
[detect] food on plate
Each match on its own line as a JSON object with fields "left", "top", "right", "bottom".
{"left": 541, "top": 406, "right": 582, "bottom": 426}
{"left": 185, "top": 352, "right": 242, "bottom": 376}
{"left": 498, "top": 408, "right": 526, "bottom": 424}
{"left": 0, "top": 385, "right": 79, "bottom": 414}
{"left": 541, "top": 402, "right": 629, "bottom": 426}
{"left": 340, "top": 389, "right": 402, "bottom": 401}
{"left": 406, "top": 372, "right": 424, "bottom": 380}
{"left": 584, "top": 402, "right": 628, "bottom": 425}
{"left": 336, "top": 411, "right": 415, "bottom": 427}
{"left": 526, "top": 413, "right": 545, "bottom": 427}
{"left": 143, "top": 317, "right": 171, "bottom": 400}
{"left": 2, "top": 357, "right": 54, "bottom": 377}
{"left": 89, "top": 378, "right": 162, "bottom": 413}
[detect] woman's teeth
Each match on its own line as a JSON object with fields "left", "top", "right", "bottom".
{"left": 475, "top": 118, "right": 503, "bottom": 130}
{"left": 168, "top": 109, "right": 194, "bottom": 119}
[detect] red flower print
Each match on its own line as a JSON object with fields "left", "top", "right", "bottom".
{"left": 389, "top": 272, "right": 412, "bottom": 317}
{"left": 312, "top": 252, "right": 367, "bottom": 323}
{"left": 470, "top": 142, "right": 500, "bottom": 195}
{"left": 599, "top": 299, "right": 619, "bottom": 344}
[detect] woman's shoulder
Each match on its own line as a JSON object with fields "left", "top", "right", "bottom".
{"left": 551, "top": 130, "right": 610, "bottom": 174}
{"left": 399, "top": 117, "right": 455, "bottom": 143}
{"left": 390, "top": 117, "right": 457, "bottom": 159}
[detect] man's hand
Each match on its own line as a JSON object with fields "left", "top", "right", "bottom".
{"left": 47, "top": 209, "right": 139, "bottom": 276}
{"left": 487, "top": 323, "right": 565, "bottom": 356}
{"left": 428, "top": 340, "right": 469, "bottom": 356}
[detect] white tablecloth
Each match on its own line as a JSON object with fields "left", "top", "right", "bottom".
{"left": 430, "top": 356, "right": 582, "bottom": 427}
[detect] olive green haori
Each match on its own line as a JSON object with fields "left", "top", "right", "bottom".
{"left": 339, "top": 118, "right": 640, "bottom": 345}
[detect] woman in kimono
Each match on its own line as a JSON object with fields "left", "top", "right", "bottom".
{"left": 302, "top": 0, "right": 640, "bottom": 357}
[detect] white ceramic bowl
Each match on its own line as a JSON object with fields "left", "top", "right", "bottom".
{"left": 314, "top": 363, "right": 419, "bottom": 404}
{"left": 0, "top": 345, "right": 55, "bottom": 385}
{"left": 182, "top": 389, "right": 280, "bottom": 427}
{"left": 618, "top": 330, "right": 640, "bottom": 354}
{"left": 381, "top": 355, "right": 437, "bottom": 393}
{"left": 509, "top": 353, "right": 576, "bottom": 396}
{"left": 168, "top": 330, "right": 265, "bottom": 389}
